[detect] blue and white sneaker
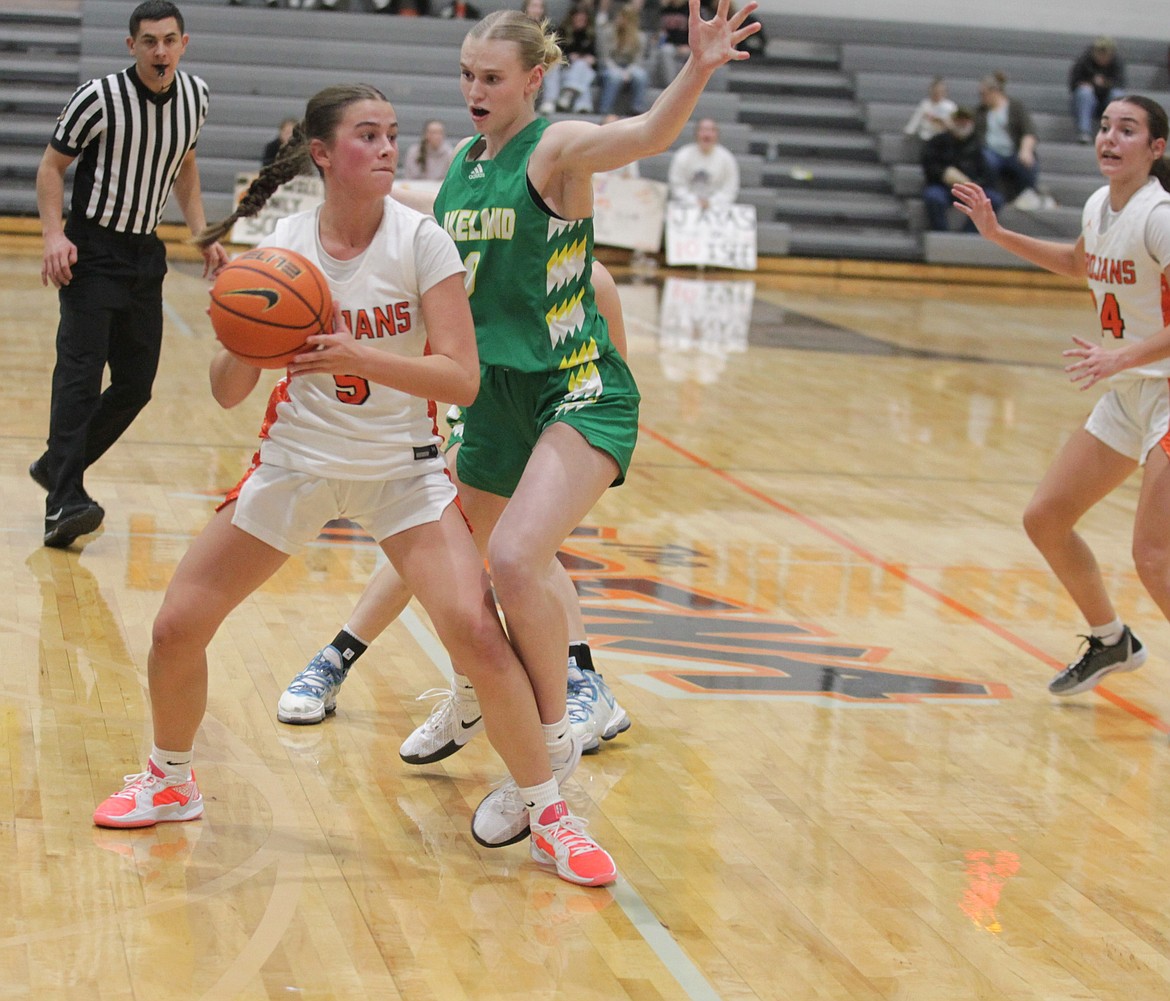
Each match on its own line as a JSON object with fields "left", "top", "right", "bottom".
{"left": 277, "top": 646, "right": 348, "bottom": 724}
{"left": 567, "top": 664, "right": 631, "bottom": 754}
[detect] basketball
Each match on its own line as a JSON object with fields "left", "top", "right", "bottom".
{"left": 209, "top": 247, "right": 333, "bottom": 368}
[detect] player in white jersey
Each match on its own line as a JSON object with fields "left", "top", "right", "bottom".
{"left": 954, "top": 95, "right": 1170, "bottom": 696}
{"left": 92, "top": 84, "right": 615, "bottom": 887}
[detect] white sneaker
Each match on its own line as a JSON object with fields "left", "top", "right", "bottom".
{"left": 399, "top": 685, "right": 483, "bottom": 764}
{"left": 471, "top": 733, "right": 583, "bottom": 847}
{"left": 277, "top": 647, "right": 347, "bottom": 725}
{"left": 567, "top": 665, "right": 632, "bottom": 753}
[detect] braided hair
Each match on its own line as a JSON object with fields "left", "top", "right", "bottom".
{"left": 192, "top": 84, "right": 389, "bottom": 248}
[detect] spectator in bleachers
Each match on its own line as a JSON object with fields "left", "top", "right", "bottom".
{"left": 1069, "top": 37, "right": 1127, "bottom": 144}
{"left": 668, "top": 117, "right": 739, "bottom": 209}
{"left": 975, "top": 72, "right": 1042, "bottom": 207}
{"left": 904, "top": 77, "right": 957, "bottom": 143}
{"left": 597, "top": 3, "right": 650, "bottom": 116}
{"left": 651, "top": 0, "right": 692, "bottom": 87}
{"left": 437, "top": 0, "right": 480, "bottom": 17}
{"left": 540, "top": 2, "right": 599, "bottom": 114}
{"left": 921, "top": 107, "right": 1003, "bottom": 232}
{"left": 262, "top": 117, "right": 298, "bottom": 166}
{"left": 402, "top": 119, "right": 455, "bottom": 180}
{"left": 730, "top": 1, "right": 765, "bottom": 57}
{"left": 520, "top": 0, "right": 545, "bottom": 21}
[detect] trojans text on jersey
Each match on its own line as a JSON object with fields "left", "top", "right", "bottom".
{"left": 341, "top": 303, "right": 412, "bottom": 340}
{"left": 1085, "top": 254, "right": 1137, "bottom": 285}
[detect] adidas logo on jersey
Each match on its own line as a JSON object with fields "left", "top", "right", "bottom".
{"left": 468, "top": 163, "right": 485, "bottom": 180}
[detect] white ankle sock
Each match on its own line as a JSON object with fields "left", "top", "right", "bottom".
{"left": 1089, "top": 619, "right": 1124, "bottom": 646}
{"left": 521, "top": 778, "right": 562, "bottom": 827}
{"left": 150, "top": 745, "right": 192, "bottom": 781}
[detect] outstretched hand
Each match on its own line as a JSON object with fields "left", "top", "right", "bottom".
{"left": 688, "top": 0, "right": 761, "bottom": 72}
{"left": 1063, "top": 335, "right": 1125, "bottom": 390}
{"left": 951, "top": 182, "right": 999, "bottom": 238}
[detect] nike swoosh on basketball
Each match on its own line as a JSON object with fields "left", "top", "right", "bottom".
{"left": 225, "top": 288, "right": 280, "bottom": 309}
{"left": 461, "top": 716, "right": 482, "bottom": 730}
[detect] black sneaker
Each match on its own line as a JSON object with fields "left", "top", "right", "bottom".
{"left": 43, "top": 500, "right": 104, "bottom": 549}
{"left": 29, "top": 456, "right": 52, "bottom": 492}
{"left": 1048, "top": 627, "right": 1147, "bottom": 696}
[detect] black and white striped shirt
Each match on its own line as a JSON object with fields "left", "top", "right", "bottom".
{"left": 50, "top": 66, "right": 210, "bottom": 235}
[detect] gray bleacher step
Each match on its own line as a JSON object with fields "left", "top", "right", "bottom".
{"left": 753, "top": 129, "right": 878, "bottom": 162}
{"left": 763, "top": 159, "right": 892, "bottom": 194}
{"left": 0, "top": 148, "right": 42, "bottom": 180}
{"left": 0, "top": 184, "right": 37, "bottom": 217}
{"left": 757, "top": 221, "right": 792, "bottom": 257}
{"left": 0, "top": 119, "right": 48, "bottom": 148}
{"left": 726, "top": 68, "right": 853, "bottom": 100}
{"left": 788, "top": 226, "right": 920, "bottom": 261}
{"left": 868, "top": 102, "right": 1076, "bottom": 144}
{"left": 0, "top": 56, "right": 78, "bottom": 86}
{"left": 841, "top": 43, "right": 1167, "bottom": 91}
{"left": 0, "top": 83, "right": 75, "bottom": 117}
{"left": 923, "top": 232, "right": 1038, "bottom": 268}
{"left": 754, "top": 41, "right": 840, "bottom": 70}
{"left": 772, "top": 189, "right": 907, "bottom": 226}
{"left": 738, "top": 96, "right": 866, "bottom": 131}
{"left": 0, "top": 10, "right": 80, "bottom": 29}
{"left": 0, "top": 27, "right": 81, "bottom": 54}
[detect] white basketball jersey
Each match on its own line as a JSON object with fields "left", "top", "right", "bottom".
{"left": 1081, "top": 178, "right": 1170, "bottom": 382}
{"left": 254, "top": 197, "right": 466, "bottom": 480}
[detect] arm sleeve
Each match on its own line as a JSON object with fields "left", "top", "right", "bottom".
{"left": 49, "top": 79, "right": 104, "bottom": 156}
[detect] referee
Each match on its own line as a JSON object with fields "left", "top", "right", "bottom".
{"left": 33, "top": 0, "right": 228, "bottom": 548}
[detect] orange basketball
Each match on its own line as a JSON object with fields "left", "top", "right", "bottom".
{"left": 209, "top": 247, "right": 333, "bottom": 368}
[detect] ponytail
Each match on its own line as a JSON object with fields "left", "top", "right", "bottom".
{"left": 192, "top": 84, "right": 388, "bottom": 248}
{"left": 192, "top": 129, "right": 311, "bottom": 248}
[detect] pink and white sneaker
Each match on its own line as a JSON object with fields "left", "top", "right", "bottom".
{"left": 529, "top": 800, "right": 617, "bottom": 887}
{"left": 93, "top": 760, "right": 203, "bottom": 829}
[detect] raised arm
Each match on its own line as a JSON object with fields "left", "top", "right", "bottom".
{"left": 952, "top": 181, "right": 1084, "bottom": 279}
{"left": 535, "top": 0, "right": 761, "bottom": 183}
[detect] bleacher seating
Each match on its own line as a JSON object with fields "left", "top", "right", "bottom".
{"left": 4, "top": 0, "right": 1169, "bottom": 268}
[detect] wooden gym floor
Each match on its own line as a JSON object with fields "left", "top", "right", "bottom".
{"left": 2, "top": 239, "right": 1169, "bottom": 1001}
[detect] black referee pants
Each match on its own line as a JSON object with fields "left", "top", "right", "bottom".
{"left": 42, "top": 218, "right": 167, "bottom": 512}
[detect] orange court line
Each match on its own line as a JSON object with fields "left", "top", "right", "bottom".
{"left": 637, "top": 422, "right": 1170, "bottom": 735}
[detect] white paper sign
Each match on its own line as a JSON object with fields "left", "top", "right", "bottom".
{"left": 229, "top": 172, "right": 325, "bottom": 245}
{"left": 591, "top": 175, "right": 669, "bottom": 252}
{"left": 664, "top": 203, "right": 757, "bottom": 271}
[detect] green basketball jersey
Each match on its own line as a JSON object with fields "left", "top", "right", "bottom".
{"left": 435, "top": 117, "right": 615, "bottom": 373}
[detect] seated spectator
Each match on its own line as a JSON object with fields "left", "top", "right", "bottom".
{"left": 730, "top": 1, "right": 765, "bottom": 56}
{"left": 437, "top": 0, "right": 480, "bottom": 16}
{"left": 1069, "top": 37, "right": 1127, "bottom": 143}
{"left": 540, "top": 2, "right": 598, "bottom": 115}
{"left": 261, "top": 117, "right": 297, "bottom": 167}
{"left": 652, "top": 0, "right": 692, "bottom": 87}
{"left": 402, "top": 120, "right": 455, "bottom": 181}
{"left": 668, "top": 117, "right": 739, "bottom": 210}
{"left": 520, "top": 0, "right": 545, "bottom": 21}
{"left": 904, "top": 77, "right": 958, "bottom": 143}
{"left": 975, "top": 72, "right": 1041, "bottom": 206}
{"left": 597, "top": 4, "right": 649, "bottom": 116}
{"left": 921, "top": 107, "right": 1003, "bottom": 232}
